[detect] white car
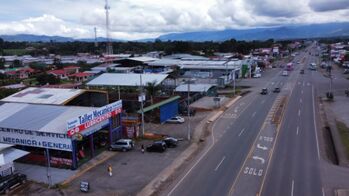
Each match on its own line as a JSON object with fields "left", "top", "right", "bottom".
{"left": 166, "top": 116, "right": 185, "bottom": 124}
{"left": 282, "top": 71, "right": 288, "bottom": 76}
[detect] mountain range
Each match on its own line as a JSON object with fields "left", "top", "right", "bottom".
{"left": 1, "top": 22, "right": 348, "bottom": 42}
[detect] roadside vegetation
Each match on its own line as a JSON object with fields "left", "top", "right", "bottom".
{"left": 336, "top": 120, "right": 349, "bottom": 159}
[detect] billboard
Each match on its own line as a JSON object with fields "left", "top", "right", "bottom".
{"left": 0, "top": 128, "right": 72, "bottom": 151}
{"left": 67, "top": 100, "right": 122, "bottom": 137}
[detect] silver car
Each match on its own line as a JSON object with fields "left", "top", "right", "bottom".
{"left": 109, "top": 139, "right": 134, "bottom": 152}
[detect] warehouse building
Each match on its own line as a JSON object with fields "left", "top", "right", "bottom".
{"left": 0, "top": 100, "right": 122, "bottom": 170}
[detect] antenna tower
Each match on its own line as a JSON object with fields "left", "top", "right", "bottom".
{"left": 105, "top": 0, "right": 113, "bottom": 56}
{"left": 94, "top": 27, "right": 98, "bottom": 47}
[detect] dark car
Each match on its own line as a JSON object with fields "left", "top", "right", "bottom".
{"left": 273, "top": 88, "right": 280, "bottom": 93}
{"left": 146, "top": 141, "right": 167, "bottom": 152}
{"left": 0, "top": 173, "right": 27, "bottom": 194}
{"left": 163, "top": 137, "right": 178, "bottom": 148}
{"left": 260, "top": 88, "right": 268, "bottom": 95}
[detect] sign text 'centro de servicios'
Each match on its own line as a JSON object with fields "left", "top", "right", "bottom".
{"left": 67, "top": 100, "right": 122, "bottom": 137}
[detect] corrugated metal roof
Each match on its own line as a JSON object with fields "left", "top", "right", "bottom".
{"left": 0, "top": 103, "right": 98, "bottom": 134}
{"left": 175, "top": 84, "right": 214, "bottom": 93}
{"left": 138, "top": 96, "right": 180, "bottom": 113}
{"left": 1, "top": 148, "right": 29, "bottom": 164}
{"left": 1, "top": 87, "right": 85, "bottom": 105}
{"left": 87, "top": 73, "right": 168, "bottom": 87}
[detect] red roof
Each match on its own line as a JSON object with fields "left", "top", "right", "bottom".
{"left": 5, "top": 71, "right": 17, "bottom": 75}
{"left": 48, "top": 69, "right": 66, "bottom": 75}
{"left": 69, "top": 72, "right": 92, "bottom": 77}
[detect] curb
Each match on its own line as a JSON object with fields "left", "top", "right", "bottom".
{"left": 137, "top": 96, "right": 242, "bottom": 196}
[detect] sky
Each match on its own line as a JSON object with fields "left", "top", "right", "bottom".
{"left": 0, "top": 0, "right": 348, "bottom": 40}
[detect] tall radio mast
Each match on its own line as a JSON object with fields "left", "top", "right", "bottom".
{"left": 105, "top": 0, "right": 113, "bottom": 56}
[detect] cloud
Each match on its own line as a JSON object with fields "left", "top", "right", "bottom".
{"left": 0, "top": 0, "right": 348, "bottom": 40}
{"left": 309, "top": 0, "right": 349, "bottom": 12}
{"left": 246, "top": 0, "right": 308, "bottom": 17}
{"left": 0, "top": 14, "right": 90, "bottom": 38}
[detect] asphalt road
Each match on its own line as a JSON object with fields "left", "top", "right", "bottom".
{"left": 260, "top": 44, "right": 324, "bottom": 196}
{"left": 163, "top": 61, "right": 291, "bottom": 196}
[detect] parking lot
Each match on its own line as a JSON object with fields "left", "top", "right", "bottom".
{"left": 13, "top": 111, "right": 209, "bottom": 196}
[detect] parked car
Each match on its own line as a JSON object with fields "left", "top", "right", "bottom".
{"left": 163, "top": 137, "right": 178, "bottom": 148}
{"left": 260, "top": 88, "right": 268, "bottom": 95}
{"left": 300, "top": 69, "right": 304, "bottom": 74}
{"left": 166, "top": 116, "right": 185, "bottom": 124}
{"left": 0, "top": 173, "right": 27, "bottom": 194}
{"left": 109, "top": 139, "right": 134, "bottom": 152}
{"left": 273, "top": 87, "right": 281, "bottom": 93}
{"left": 344, "top": 69, "right": 349, "bottom": 74}
{"left": 282, "top": 70, "right": 288, "bottom": 76}
{"left": 146, "top": 141, "right": 167, "bottom": 152}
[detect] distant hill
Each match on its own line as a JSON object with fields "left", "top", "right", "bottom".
{"left": 0, "top": 34, "right": 75, "bottom": 42}
{"left": 1, "top": 22, "right": 348, "bottom": 42}
{"left": 0, "top": 34, "right": 123, "bottom": 42}
{"left": 157, "top": 22, "right": 349, "bottom": 41}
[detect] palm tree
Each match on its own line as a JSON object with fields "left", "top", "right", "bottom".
{"left": 144, "top": 80, "right": 161, "bottom": 105}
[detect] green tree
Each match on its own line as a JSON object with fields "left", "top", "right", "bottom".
{"left": 36, "top": 73, "right": 60, "bottom": 85}
{"left": 0, "top": 58, "right": 5, "bottom": 69}
{"left": 12, "top": 59, "right": 22, "bottom": 68}
{"left": 144, "top": 80, "right": 161, "bottom": 105}
{"left": 0, "top": 38, "right": 3, "bottom": 55}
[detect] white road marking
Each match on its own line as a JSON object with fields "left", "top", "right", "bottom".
{"left": 298, "top": 109, "right": 301, "bottom": 116}
{"left": 257, "top": 144, "right": 268, "bottom": 150}
{"left": 301, "top": 90, "right": 303, "bottom": 94}
{"left": 252, "top": 112, "right": 257, "bottom": 117}
{"left": 296, "top": 126, "right": 299, "bottom": 135}
{"left": 214, "top": 156, "right": 226, "bottom": 171}
{"left": 252, "top": 156, "right": 265, "bottom": 164}
{"left": 238, "top": 128, "right": 245, "bottom": 136}
{"left": 291, "top": 180, "right": 295, "bottom": 196}
{"left": 312, "top": 86, "right": 321, "bottom": 160}
{"left": 322, "top": 187, "right": 325, "bottom": 196}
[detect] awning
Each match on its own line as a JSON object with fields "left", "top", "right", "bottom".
{"left": 137, "top": 96, "right": 180, "bottom": 114}
{"left": 0, "top": 147, "right": 29, "bottom": 165}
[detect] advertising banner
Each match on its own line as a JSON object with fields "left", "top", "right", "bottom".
{"left": 67, "top": 100, "right": 122, "bottom": 137}
{"left": 0, "top": 128, "right": 72, "bottom": 151}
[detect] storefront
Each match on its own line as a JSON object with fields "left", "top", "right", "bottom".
{"left": 0, "top": 100, "right": 123, "bottom": 170}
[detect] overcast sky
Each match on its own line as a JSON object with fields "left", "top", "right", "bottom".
{"left": 0, "top": 0, "right": 348, "bottom": 40}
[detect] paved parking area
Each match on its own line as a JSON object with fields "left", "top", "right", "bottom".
{"left": 13, "top": 111, "right": 208, "bottom": 196}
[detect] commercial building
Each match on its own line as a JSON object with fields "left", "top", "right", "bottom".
{"left": 0, "top": 101, "right": 123, "bottom": 170}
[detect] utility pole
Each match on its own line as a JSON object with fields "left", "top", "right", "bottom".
{"left": 45, "top": 148, "right": 52, "bottom": 188}
{"left": 187, "top": 81, "right": 191, "bottom": 141}
{"left": 139, "top": 74, "right": 145, "bottom": 137}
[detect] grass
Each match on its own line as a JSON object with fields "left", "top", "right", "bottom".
{"left": 3, "top": 49, "right": 29, "bottom": 56}
{"left": 336, "top": 120, "right": 349, "bottom": 159}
